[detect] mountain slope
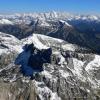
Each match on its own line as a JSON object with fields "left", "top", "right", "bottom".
{"left": 0, "top": 32, "right": 100, "bottom": 100}
{"left": 0, "top": 12, "right": 100, "bottom": 53}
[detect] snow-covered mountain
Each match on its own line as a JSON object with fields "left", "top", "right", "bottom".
{"left": 0, "top": 32, "right": 100, "bottom": 100}
{"left": 0, "top": 11, "right": 100, "bottom": 24}
{"left": 0, "top": 11, "right": 100, "bottom": 53}
{"left": 0, "top": 12, "right": 100, "bottom": 100}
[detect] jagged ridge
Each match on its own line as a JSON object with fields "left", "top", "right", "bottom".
{"left": 0, "top": 32, "right": 100, "bottom": 100}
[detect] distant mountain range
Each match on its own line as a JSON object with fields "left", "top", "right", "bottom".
{"left": 0, "top": 11, "right": 100, "bottom": 53}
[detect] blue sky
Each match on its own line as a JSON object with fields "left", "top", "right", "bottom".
{"left": 0, "top": 0, "right": 100, "bottom": 14}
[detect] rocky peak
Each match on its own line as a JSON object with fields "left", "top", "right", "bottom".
{"left": 0, "top": 32, "right": 100, "bottom": 100}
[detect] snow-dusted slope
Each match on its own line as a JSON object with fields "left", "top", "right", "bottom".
{"left": 22, "top": 34, "right": 49, "bottom": 50}
{"left": 59, "top": 20, "right": 72, "bottom": 27}
{"left": 0, "top": 32, "right": 100, "bottom": 100}
{"left": 22, "top": 33, "right": 78, "bottom": 52}
{"left": 0, "top": 32, "right": 22, "bottom": 55}
{"left": 0, "top": 19, "right": 13, "bottom": 25}
{"left": 0, "top": 32, "right": 76, "bottom": 54}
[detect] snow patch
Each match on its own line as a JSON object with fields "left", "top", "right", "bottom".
{"left": 62, "top": 43, "right": 76, "bottom": 51}
{"left": 0, "top": 19, "right": 13, "bottom": 25}
{"left": 85, "top": 55, "right": 100, "bottom": 71}
{"left": 35, "top": 81, "right": 61, "bottom": 100}
{"left": 59, "top": 20, "right": 72, "bottom": 27}
{"left": 72, "top": 58, "right": 85, "bottom": 78}
{"left": 41, "top": 70, "right": 52, "bottom": 79}
{"left": 22, "top": 34, "right": 49, "bottom": 50}
{"left": 59, "top": 70, "right": 69, "bottom": 78}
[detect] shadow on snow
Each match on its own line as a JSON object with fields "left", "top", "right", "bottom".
{"left": 15, "top": 43, "right": 52, "bottom": 79}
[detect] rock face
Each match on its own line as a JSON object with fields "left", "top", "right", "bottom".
{"left": 0, "top": 32, "right": 100, "bottom": 100}
{"left": 28, "top": 46, "right": 52, "bottom": 71}
{"left": 15, "top": 43, "right": 52, "bottom": 78}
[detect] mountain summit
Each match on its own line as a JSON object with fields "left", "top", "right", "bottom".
{"left": 0, "top": 32, "right": 100, "bottom": 100}
{"left": 0, "top": 12, "right": 100, "bottom": 100}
